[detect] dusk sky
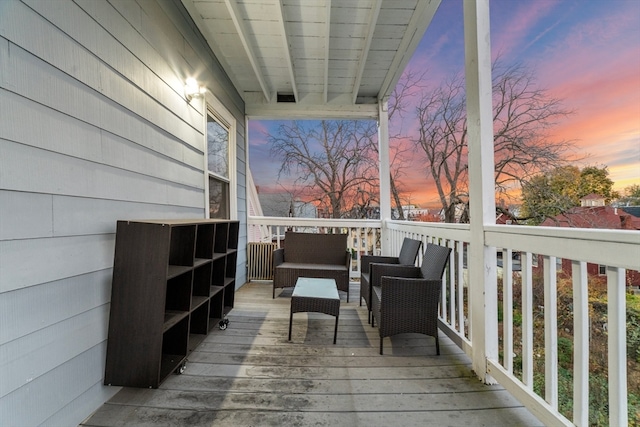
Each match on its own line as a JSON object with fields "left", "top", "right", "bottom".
{"left": 249, "top": 0, "right": 640, "bottom": 209}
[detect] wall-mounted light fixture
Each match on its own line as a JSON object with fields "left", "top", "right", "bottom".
{"left": 185, "top": 77, "right": 206, "bottom": 101}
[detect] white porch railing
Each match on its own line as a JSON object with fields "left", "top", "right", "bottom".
{"left": 247, "top": 216, "right": 639, "bottom": 426}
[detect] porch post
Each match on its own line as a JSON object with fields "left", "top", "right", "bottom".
{"left": 463, "top": 0, "right": 498, "bottom": 384}
{"left": 378, "top": 99, "right": 392, "bottom": 254}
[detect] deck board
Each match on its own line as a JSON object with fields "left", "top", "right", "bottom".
{"left": 81, "top": 281, "right": 543, "bottom": 427}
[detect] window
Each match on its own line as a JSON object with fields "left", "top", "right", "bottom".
{"left": 205, "top": 105, "right": 235, "bottom": 219}
{"left": 599, "top": 265, "right": 606, "bottom": 275}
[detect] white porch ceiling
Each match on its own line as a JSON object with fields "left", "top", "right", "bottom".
{"left": 181, "top": 0, "right": 440, "bottom": 118}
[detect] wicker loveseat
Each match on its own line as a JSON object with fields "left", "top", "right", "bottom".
{"left": 273, "top": 231, "right": 351, "bottom": 301}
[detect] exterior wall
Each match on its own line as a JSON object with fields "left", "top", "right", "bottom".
{"left": 0, "top": 0, "right": 246, "bottom": 425}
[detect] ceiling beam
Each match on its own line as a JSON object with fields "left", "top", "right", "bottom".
{"left": 275, "top": 0, "right": 298, "bottom": 102}
{"left": 351, "top": 0, "right": 382, "bottom": 105}
{"left": 378, "top": 0, "right": 440, "bottom": 101}
{"left": 180, "top": 0, "right": 245, "bottom": 98}
{"left": 323, "top": 0, "right": 331, "bottom": 104}
{"left": 223, "top": 0, "right": 272, "bottom": 103}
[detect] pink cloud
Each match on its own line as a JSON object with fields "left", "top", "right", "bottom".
{"left": 492, "top": 0, "right": 561, "bottom": 60}
{"left": 248, "top": 121, "right": 270, "bottom": 146}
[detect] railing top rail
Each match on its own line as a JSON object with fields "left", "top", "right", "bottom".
{"left": 485, "top": 224, "right": 640, "bottom": 244}
{"left": 385, "top": 219, "right": 471, "bottom": 241}
{"left": 485, "top": 224, "right": 640, "bottom": 270}
{"left": 247, "top": 216, "right": 382, "bottom": 229}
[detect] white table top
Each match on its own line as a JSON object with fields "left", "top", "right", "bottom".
{"left": 293, "top": 277, "right": 339, "bottom": 300}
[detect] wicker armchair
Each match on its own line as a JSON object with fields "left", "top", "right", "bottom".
{"left": 370, "top": 243, "right": 451, "bottom": 355}
{"left": 359, "top": 238, "right": 421, "bottom": 323}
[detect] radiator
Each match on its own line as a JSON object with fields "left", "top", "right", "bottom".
{"left": 247, "top": 242, "right": 278, "bottom": 281}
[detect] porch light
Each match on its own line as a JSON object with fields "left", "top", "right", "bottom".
{"left": 185, "top": 77, "right": 206, "bottom": 101}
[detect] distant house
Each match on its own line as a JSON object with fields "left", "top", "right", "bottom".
{"left": 580, "top": 193, "right": 606, "bottom": 207}
{"left": 496, "top": 208, "right": 518, "bottom": 225}
{"left": 539, "top": 197, "right": 640, "bottom": 287}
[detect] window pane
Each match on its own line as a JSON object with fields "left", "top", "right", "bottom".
{"left": 207, "top": 114, "right": 229, "bottom": 179}
{"left": 209, "top": 176, "right": 229, "bottom": 219}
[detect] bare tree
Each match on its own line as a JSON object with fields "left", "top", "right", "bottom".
{"left": 415, "top": 74, "right": 469, "bottom": 223}
{"left": 492, "top": 62, "right": 575, "bottom": 193}
{"left": 268, "top": 120, "right": 378, "bottom": 218}
{"left": 385, "top": 70, "right": 428, "bottom": 219}
{"left": 413, "top": 60, "right": 574, "bottom": 222}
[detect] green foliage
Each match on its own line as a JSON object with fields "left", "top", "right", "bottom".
{"left": 629, "top": 292, "right": 640, "bottom": 311}
{"left": 579, "top": 165, "right": 617, "bottom": 202}
{"left": 557, "top": 337, "right": 572, "bottom": 367}
{"left": 521, "top": 166, "right": 580, "bottom": 224}
{"left": 615, "top": 184, "right": 640, "bottom": 206}
{"left": 627, "top": 184, "right": 640, "bottom": 198}
{"left": 521, "top": 165, "right": 617, "bottom": 225}
{"left": 513, "top": 310, "right": 522, "bottom": 326}
{"left": 502, "top": 275, "right": 640, "bottom": 425}
{"left": 589, "top": 372, "right": 610, "bottom": 426}
{"left": 629, "top": 308, "right": 640, "bottom": 363}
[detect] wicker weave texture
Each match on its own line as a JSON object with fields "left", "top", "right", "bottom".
{"left": 273, "top": 232, "right": 350, "bottom": 300}
{"left": 359, "top": 238, "right": 421, "bottom": 317}
{"left": 289, "top": 279, "right": 341, "bottom": 344}
{"left": 370, "top": 243, "right": 451, "bottom": 355}
{"left": 372, "top": 277, "right": 442, "bottom": 338}
{"left": 291, "top": 295, "right": 340, "bottom": 317}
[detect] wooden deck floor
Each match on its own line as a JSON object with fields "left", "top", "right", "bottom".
{"left": 81, "top": 282, "right": 543, "bottom": 427}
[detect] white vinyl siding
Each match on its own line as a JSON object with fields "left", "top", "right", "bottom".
{"left": 0, "top": 0, "right": 246, "bottom": 425}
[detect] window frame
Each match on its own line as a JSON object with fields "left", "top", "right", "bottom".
{"left": 204, "top": 94, "right": 237, "bottom": 220}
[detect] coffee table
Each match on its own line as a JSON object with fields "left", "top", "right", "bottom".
{"left": 288, "top": 277, "right": 340, "bottom": 344}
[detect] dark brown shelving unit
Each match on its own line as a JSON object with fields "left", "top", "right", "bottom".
{"left": 104, "top": 219, "right": 239, "bottom": 388}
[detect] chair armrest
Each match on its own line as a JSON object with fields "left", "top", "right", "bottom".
{"left": 369, "top": 263, "right": 420, "bottom": 287}
{"left": 273, "top": 248, "right": 284, "bottom": 268}
{"left": 361, "top": 255, "right": 399, "bottom": 274}
{"left": 345, "top": 251, "right": 351, "bottom": 269}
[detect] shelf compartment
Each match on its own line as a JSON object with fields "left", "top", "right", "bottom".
{"left": 190, "top": 302, "right": 210, "bottom": 335}
{"left": 228, "top": 222, "right": 239, "bottom": 249}
{"left": 195, "top": 223, "right": 215, "bottom": 259}
{"left": 193, "top": 258, "right": 210, "bottom": 268}
{"left": 160, "top": 316, "right": 189, "bottom": 382}
{"left": 211, "top": 257, "right": 227, "bottom": 287}
{"left": 192, "top": 263, "right": 212, "bottom": 298}
{"left": 165, "top": 272, "right": 192, "bottom": 313}
{"left": 225, "top": 251, "right": 237, "bottom": 278}
{"left": 188, "top": 334, "right": 207, "bottom": 352}
{"left": 191, "top": 295, "right": 209, "bottom": 310}
{"left": 163, "top": 310, "right": 189, "bottom": 332}
{"left": 208, "top": 291, "right": 224, "bottom": 331}
{"left": 167, "top": 264, "right": 191, "bottom": 279}
{"left": 169, "top": 225, "right": 196, "bottom": 266}
{"left": 224, "top": 280, "right": 235, "bottom": 310}
{"left": 214, "top": 223, "right": 229, "bottom": 253}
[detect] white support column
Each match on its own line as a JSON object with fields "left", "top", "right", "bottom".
{"left": 378, "top": 99, "right": 392, "bottom": 255}
{"left": 464, "top": 0, "right": 497, "bottom": 384}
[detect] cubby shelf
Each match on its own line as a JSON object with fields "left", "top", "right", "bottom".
{"left": 104, "top": 219, "right": 239, "bottom": 388}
